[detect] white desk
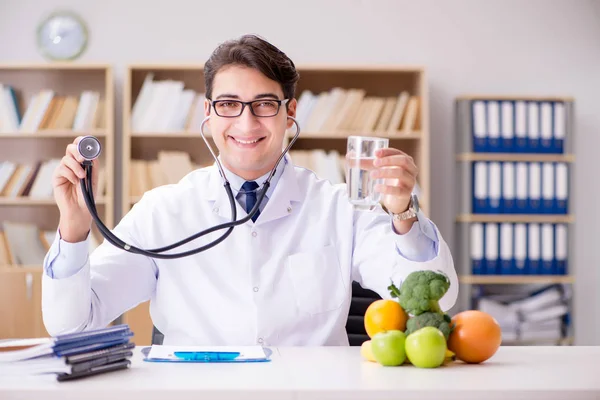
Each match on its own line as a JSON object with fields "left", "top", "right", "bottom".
{"left": 0, "top": 346, "right": 598, "bottom": 400}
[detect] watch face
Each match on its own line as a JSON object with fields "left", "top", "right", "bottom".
{"left": 37, "top": 11, "right": 88, "bottom": 61}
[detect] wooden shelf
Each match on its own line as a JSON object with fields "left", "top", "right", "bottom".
{"left": 457, "top": 214, "right": 574, "bottom": 224}
{"left": 0, "top": 64, "right": 115, "bottom": 340}
{"left": 0, "top": 130, "right": 106, "bottom": 138}
{"left": 459, "top": 275, "right": 575, "bottom": 285}
{"left": 456, "top": 153, "right": 575, "bottom": 163}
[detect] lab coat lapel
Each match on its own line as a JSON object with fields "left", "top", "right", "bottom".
{"left": 205, "top": 165, "right": 247, "bottom": 222}
{"left": 254, "top": 160, "right": 302, "bottom": 226}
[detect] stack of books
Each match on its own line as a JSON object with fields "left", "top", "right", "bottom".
{"left": 0, "top": 324, "right": 134, "bottom": 381}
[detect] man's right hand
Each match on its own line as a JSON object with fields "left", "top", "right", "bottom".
{"left": 53, "top": 136, "right": 99, "bottom": 243}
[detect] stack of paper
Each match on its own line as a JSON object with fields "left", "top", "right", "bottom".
{"left": 0, "top": 324, "right": 135, "bottom": 381}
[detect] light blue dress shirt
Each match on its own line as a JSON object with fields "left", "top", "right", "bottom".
{"left": 43, "top": 156, "right": 438, "bottom": 280}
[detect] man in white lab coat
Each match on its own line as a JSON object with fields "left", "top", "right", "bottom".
{"left": 42, "top": 34, "right": 458, "bottom": 346}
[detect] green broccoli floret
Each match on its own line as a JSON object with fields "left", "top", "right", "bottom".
{"left": 405, "top": 312, "right": 454, "bottom": 340}
{"left": 387, "top": 270, "right": 450, "bottom": 316}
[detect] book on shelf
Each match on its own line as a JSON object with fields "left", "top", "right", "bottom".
{"left": 289, "top": 150, "right": 345, "bottom": 185}
{"left": 473, "top": 284, "right": 571, "bottom": 343}
{"left": 129, "top": 151, "right": 208, "bottom": 198}
{"left": 0, "top": 83, "right": 105, "bottom": 133}
{"left": 293, "top": 88, "right": 419, "bottom": 135}
{"left": 0, "top": 221, "right": 101, "bottom": 266}
{"left": 131, "top": 73, "right": 205, "bottom": 133}
{"left": 0, "top": 160, "right": 106, "bottom": 199}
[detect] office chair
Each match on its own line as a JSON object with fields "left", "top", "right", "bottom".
{"left": 152, "top": 326, "right": 164, "bottom": 345}
{"left": 345, "top": 281, "right": 382, "bottom": 346}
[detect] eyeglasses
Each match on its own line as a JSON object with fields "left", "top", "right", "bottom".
{"left": 210, "top": 98, "right": 289, "bottom": 118}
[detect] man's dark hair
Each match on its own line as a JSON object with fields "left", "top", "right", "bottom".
{"left": 204, "top": 34, "right": 299, "bottom": 102}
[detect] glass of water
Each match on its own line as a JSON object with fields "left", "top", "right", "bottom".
{"left": 346, "top": 136, "right": 389, "bottom": 209}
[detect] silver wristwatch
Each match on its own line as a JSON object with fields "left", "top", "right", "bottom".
{"left": 390, "top": 193, "right": 420, "bottom": 221}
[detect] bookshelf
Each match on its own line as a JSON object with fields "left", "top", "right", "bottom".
{"left": 0, "top": 63, "right": 115, "bottom": 339}
{"left": 121, "top": 64, "right": 430, "bottom": 345}
{"left": 453, "top": 95, "right": 575, "bottom": 346}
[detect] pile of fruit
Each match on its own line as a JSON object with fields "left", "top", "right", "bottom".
{"left": 361, "top": 270, "right": 502, "bottom": 368}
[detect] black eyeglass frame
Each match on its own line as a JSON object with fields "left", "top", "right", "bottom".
{"left": 208, "top": 98, "right": 290, "bottom": 118}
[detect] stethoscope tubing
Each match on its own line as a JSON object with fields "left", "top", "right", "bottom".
{"left": 79, "top": 116, "right": 300, "bottom": 259}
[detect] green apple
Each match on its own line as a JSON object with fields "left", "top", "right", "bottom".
{"left": 405, "top": 326, "right": 447, "bottom": 368}
{"left": 370, "top": 330, "right": 406, "bottom": 366}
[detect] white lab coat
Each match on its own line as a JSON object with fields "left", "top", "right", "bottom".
{"left": 42, "top": 156, "right": 458, "bottom": 346}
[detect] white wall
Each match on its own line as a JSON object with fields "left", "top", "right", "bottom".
{"left": 1, "top": 0, "right": 599, "bottom": 345}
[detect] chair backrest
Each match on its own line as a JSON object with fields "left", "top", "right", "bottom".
{"left": 345, "top": 281, "right": 382, "bottom": 346}
{"left": 152, "top": 326, "right": 164, "bottom": 345}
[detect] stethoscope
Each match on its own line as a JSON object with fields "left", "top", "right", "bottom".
{"left": 77, "top": 116, "right": 300, "bottom": 259}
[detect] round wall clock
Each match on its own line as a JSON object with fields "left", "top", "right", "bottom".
{"left": 37, "top": 11, "right": 89, "bottom": 61}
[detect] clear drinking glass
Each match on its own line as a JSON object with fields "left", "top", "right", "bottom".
{"left": 346, "top": 136, "right": 389, "bottom": 209}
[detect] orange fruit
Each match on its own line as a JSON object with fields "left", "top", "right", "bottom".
{"left": 448, "top": 310, "right": 502, "bottom": 364}
{"left": 364, "top": 299, "right": 408, "bottom": 338}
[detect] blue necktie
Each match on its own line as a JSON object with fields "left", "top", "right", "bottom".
{"left": 242, "top": 181, "right": 260, "bottom": 222}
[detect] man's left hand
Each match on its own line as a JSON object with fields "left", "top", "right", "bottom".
{"left": 370, "top": 147, "right": 418, "bottom": 216}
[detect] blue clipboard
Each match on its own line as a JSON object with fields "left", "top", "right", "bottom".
{"left": 141, "top": 346, "right": 272, "bottom": 363}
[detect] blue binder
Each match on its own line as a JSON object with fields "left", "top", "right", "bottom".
{"left": 502, "top": 162, "right": 516, "bottom": 214}
{"left": 555, "top": 163, "right": 569, "bottom": 214}
{"left": 515, "top": 162, "right": 529, "bottom": 214}
{"left": 471, "top": 223, "right": 484, "bottom": 275}
{"left": 527, "top": 224, "right": 541, "bottom": 275}
{"left": 500, "top": 100, "right": 514, "bottom": 152}
{"left": 52, "top": 324, "right": 134, "bottom": 357}
{"left": 541, "top": 162, "right": 555, "bottom": 214}
{"left": 487, "top": 100, "right": 501, "bottom": 152}
{"left": 472, "top": 162, "right": 488, "bottom": 213}
{"left": 499, "top": 223, "right": 514, "bottom": 275}
{"left": 555, "top": 224, "right": 568, "bottom": 275}
{"left": 540, "top": 101, "right": 554, "bottom": 154}
{"left": 527, "top": 101, "right": 540, "bottom": 153}
{"left": 540, "top": 223, "right": 555, "bottom": 274}
{"left": 553, "top": 101, "right": 566, "bottom": 154}
{"left": 514, "top": 101, "right": 528, "bottom": 153}
{"left": 513, "top": 223, "right": 527, "bottom": 275}
{"left": 484, "top": 223, "right": 499, "bottom": 275}
{"left": 471, "top": 100, "right": 487, "bottom": 152}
